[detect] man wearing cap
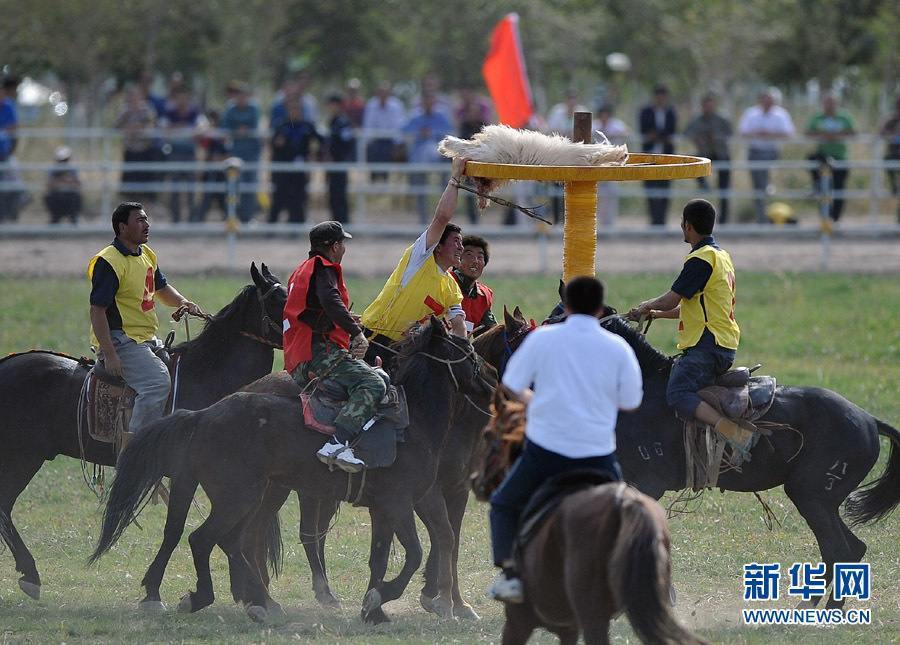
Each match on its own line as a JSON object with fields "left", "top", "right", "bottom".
{"left": 451, "top": 234, "right": 496, "bottom": 336}
{"left": 361, "top": 157, "right": 468, "bottom": 365}
{"left": 283, "top": 221, "right": 386, "bottom": 472}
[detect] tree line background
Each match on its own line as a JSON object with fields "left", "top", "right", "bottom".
{"left": 1, "top": 0, "right": 898, "bottom": 125}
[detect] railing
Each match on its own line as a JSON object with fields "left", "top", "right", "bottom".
{"left": 1, "top": 127, "right": 898, "bottom": 230}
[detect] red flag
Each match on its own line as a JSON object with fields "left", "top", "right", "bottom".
{"left": 482, "top": 13, "right": 533, "bottom": 128}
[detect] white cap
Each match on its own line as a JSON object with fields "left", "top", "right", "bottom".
{"left": 54, "top": 146, "right": 72, "bottom": 161}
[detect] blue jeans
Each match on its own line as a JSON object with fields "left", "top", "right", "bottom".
{"left": 489, "top": 439, "right": 622, "bottom": 566}
{"left": 666, "top": 331, "right": 735, "bottom": 419}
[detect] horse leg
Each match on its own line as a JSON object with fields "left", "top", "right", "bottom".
{"left": 838, "top": 515, "right": 867, "bottom": 562}
{"left": 180, "top": 486, "right": 260, "bottom": 614}
{"left": 786, "top": 489, "right": 855, "bottom": 610}
{"left": 140, "top": 475, "right": 198, "bottom": 609}
{"left": 360, "top": 507, "right": 398, "bottom": 625}
{"left": 414, "top": 486, "right": 454, "bottom": 618}
{"left": 377, "top": 504, "right": 425, "bottom": 609}
{"left": 240, "top": 484, "right": 290, "bottom": 619}
{"left": 445, "top": 482, "right": 479, "bottom": 620}
{"left": 298, "top": 491, "right": 341, "bottom": 608}
{"left": 501, "top": 603, "right": 541, "bottom": 645}
{"left": 0, "top": 455, "right": 44, "bottom": 599}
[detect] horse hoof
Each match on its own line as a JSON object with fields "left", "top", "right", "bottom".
{"left": 18, "top": 579, "right": 40, "bottom": 600}
{"left": 266, "top": 600, "right": 287, "bottom": 621}
{"left": 453, "top": 603, "right": 481, "bottom": 621}
{"left": 139, "top": 600, "right": 167, "bottom": 612}
{"left": 316, "top": 592, "right": 342, "bottom": 609}
{"left": 361, "top": 606, "right": 391, "bottom": 625}
{"left": 247, "top": 605, "right": 268, "bottom": 623}
{"left": 177, "top": 594, "right": 193, "bottom": 613}
{"left": 362, "top": 588, "right": 382, "bottom": 614}
{"left": 419, "top": 592, "right": 437, "bottom": 614}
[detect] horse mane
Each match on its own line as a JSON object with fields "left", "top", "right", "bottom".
{"left": 473, "top": 323, "right": 505, "bottom": 355}
{"left": 173, "top": 285, "right": 259, "bottom": 356}
{"left": 391, "top": 322, "right": 438, "bottom": 386}
{"left": 601, "top": 317, "right": 673, "bottom": 375}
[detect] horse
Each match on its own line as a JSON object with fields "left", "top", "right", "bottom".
{"left": 0, "top": 262, "right": 286, "bottom": 601}
{"left": 90, "top": 317, "right": 488, "bottom": 624}
{"left": 481, "top": 307, "right": 900, "bottom": 609}
{"left": 274, "top": 310, "right": 524, "bottom": 620}
{"left": 471, "top": 387, "right": 707, "bottom": 645}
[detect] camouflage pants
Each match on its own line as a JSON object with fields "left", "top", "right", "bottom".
{"left": 291, "top": 339, "right": 387, "bottom": 443}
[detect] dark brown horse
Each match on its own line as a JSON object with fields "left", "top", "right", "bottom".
{"left": 0, "top": 263, "right": 286, "bottom": 601}
{"left": 472, "top": 388, "right": 707, "bottom": 645}
{"left": 90, "top": 318, "right": 490, "bottom": 624}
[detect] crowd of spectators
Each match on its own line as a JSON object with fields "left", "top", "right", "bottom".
{"left": 2, "top": 68, "right": 900, "bottom": 226}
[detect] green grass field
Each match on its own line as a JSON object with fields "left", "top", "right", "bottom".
{"left": 1, "top": 273, "right": 898, "bottom": 644}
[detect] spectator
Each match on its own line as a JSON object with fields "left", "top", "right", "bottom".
{"left": 456, "top": 87, "right": 492, "bottom": 223}
{"left": 137, "top": 70, "right": 167, "bottom": 118}
{"left": 639, "top": 84, "right": 677, "bottom": 226}
{"left": 411, "top": 72, "right": 454, "bottom": 122}
{"left": 192, "top": 109, "right": 229, "bottom": 222}
{"left": 325, "top": 94, "right": 355, "bottom": 223}
{"left": 222, "top": 82, "right": 261, "bottom": 222}
{"left": 116, "top": 85, "right": 159, "bottom": 203}
{"left": 45, "top": 146, "right": 82, "bottom": 224}
{"left": 344, "top": 78, "right": 366, "bottom": 128}
{"left": 881, "top": 96, "right": 900, "bottom": 222}
{"left": 0, "top": 75, "right": 20, "bottom": 222}
{"left": 595, "top": 104, "right": 630, "bottom": 227}
{"left": 403, "top": 92, "right": 454, "bottom": 225}
{"left": 270, "top": 72, "right": 317, "bottom": 130}
{"left": 362, "top": 81, "right": 406, "bottom": 182}
{"left": 270, "top": 101, "right": 322, "bottom": 223}
{"left": 806, "top": 93, "right": 855, "bottom": 222}
{"left": 684, "top": 93, "right": 733, "bottom": 223}
{"left": 738, "top": 87, "right": 795, "bottom": 223}
{"left": 161, "top": 85, "right": 203, "bottom": 223}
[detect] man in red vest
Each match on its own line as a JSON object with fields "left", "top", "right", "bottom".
{"left": 283, "top": 221, "right": 386, "bottom": 472}
{"left": 451, "top": 235, "right": 496, "bottom": 336}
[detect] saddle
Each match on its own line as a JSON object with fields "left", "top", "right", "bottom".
{"left": 83, "top": 344, "right": 178, "bottom": 446}
{"left": 514, "top": 469, "right": 618, "bottom": 557}
{"left": 682, "top": 366, "right": 778, "bottom": 491}
{"left": 299, "top": 368, "right": 408, "bottom": 470}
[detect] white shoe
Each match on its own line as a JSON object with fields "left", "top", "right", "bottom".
{"left": 316, "top": 441, "right": 346, "bottom": 464}
{"left": 487, "top": 571, "right": 524, "bottom": 603}
{"left": 334, "top": 446, "right": 365, "bottom": 473}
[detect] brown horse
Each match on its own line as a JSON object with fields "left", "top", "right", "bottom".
{"left": 472, "top": 388, "right": 707, "bottom": 645}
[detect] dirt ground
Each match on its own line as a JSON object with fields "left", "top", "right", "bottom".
{"left": 1, "top": 233, "right": 898, "bottom": 277}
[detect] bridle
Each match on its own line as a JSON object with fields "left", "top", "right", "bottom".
{"left": 243, "top": 282, "right": 285, "bottom": 349}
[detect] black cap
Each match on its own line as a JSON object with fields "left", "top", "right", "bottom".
{"left": 309, "top": 221, "right": 352, "bottom": 246}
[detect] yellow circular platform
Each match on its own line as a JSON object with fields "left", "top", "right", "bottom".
{"left": 464, "top": 153, "right": 710, "bottom": 182}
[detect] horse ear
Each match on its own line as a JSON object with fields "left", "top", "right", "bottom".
{"left": 430, "top": 315, "right": 448, "bottom": 337}
{"left": 558, "top": 279, "right": 566, "bottom": 304}
{"left": 503, "top": 306, "right": 516, "bottom": 329}
{"left": 512, "top": 306, "right": 526, "bottom": 323}
{"left": 260, "top": 262, "right": 281, "bottom": 284}
{"left": 250, "top": 262, "right": 266, "bottom": 289}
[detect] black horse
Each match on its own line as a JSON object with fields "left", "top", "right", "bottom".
{"left": 488, "top": 310, "right": 900, "bottom": 609}
{"left": 0, "top": 263, "right": 286, "bottom": 601}
{"left": 90, "top": 317, "right": 489, "bottom": 623}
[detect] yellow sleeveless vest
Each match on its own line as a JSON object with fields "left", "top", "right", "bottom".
{"left": 88, "top": 244, "right": 160, "bottom": 345}
{"left": 677, "top": 245, "right": 740, "bottom": 350}
{"left": 361, "top": 245, "right": 463, "bottom": 341}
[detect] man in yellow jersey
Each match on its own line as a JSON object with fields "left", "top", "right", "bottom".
{"left": 360, "top": 156, "right": 468, "bottom": 365}
{"left": 88, "top": 201, "right": 204, "bottom": 438}
{"left": 629, "top": 198, "right": 745, "bottom": 439}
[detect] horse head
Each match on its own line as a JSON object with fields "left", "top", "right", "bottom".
{"left": 471, "top": 384, "right": 526, "bottom": 502}
{"left": 249, "top": 262, "right": 287, "bottom": 348}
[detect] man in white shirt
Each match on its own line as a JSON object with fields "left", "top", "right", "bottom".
{"left": 362, "top": 81, "right": 407, "bottom": 182}
{"left": 738, "top": 88, "right": 795, "bottom": 223}
{"left": 487, "top": 277, "right": 644, "bottom": 603}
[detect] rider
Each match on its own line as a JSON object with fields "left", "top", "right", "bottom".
{"left": 360, "top": 157, "right": 468, "bottom": 365}
{"left": 628, "top": 198, "right": 746, "bottom": 442}
{"left": 451, "top": 234, "right": 497, "bottom": 336}
{"left": 283, "top": 221, "right": 387, "bottom": 473}
{"left": 88, "top": 201, "right": 204, "bottom": 440}
{"left": 488, "top": 276, "right": 643, "bottom": 603}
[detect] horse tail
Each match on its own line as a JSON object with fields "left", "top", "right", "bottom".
{"left": 609, "top": 485, "right": 708, "bottom": 645}
{"left": 266, "top": 512, "right": 284, "bottom": 579}
{"left": 89, "top": 411, "right": 195, "bottom": 564}
{"left": 845, "top": 418, "right": 900, "bottom": 527}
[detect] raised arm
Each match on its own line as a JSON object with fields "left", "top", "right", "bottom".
{"left": 425, "top": 156, "right": 467, "bottom": 249}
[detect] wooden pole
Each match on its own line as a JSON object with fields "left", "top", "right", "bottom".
{"left": 563, "top": 111, "right": 598, "bottom": 281}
